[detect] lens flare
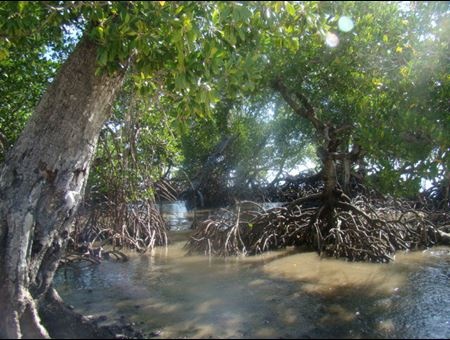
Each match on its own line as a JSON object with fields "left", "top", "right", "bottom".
{"left": 325, "top": 32, "right": 339, "bottom": 47}
{"left": 338, "top": 16, "right": 354, "bottom": 32}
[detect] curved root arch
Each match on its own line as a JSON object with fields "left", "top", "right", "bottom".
{"left": 185, "top": 195, "right": 440, "bottom": 263}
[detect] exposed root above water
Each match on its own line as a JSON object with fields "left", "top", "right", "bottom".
{"left": 185, "top": 196, "right": 446, "bottom": 263}
{"left": 64, "top": 200, "right": 168, "bottom": 266}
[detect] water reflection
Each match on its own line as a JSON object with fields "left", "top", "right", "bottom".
{"left": 55, "top": 201, "right": 449, "bottom": 339}
{"left": 55, "top": 240, "right": 450, "bottom": 339}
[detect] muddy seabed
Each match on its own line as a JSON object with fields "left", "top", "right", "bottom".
{"left": 55, "top": 233, "right": 450, "bottom": 339}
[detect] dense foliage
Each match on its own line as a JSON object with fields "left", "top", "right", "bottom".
{"left": 1, "top": 1, "right": 448, "bottom": 204}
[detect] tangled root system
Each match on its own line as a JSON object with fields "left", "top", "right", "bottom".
{"left": 185, "top": 195, "right": 444, "bottom": 263}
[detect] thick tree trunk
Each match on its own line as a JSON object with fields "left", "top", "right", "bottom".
{"left": 0, "top": 36, "right": 126, "bottom": 338}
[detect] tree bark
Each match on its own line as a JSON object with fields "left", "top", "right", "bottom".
{"left": 0, "top": 36, "right": 126, "bottom": 338}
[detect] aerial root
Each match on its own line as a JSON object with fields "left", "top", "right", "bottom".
{"left": 64, "top": 200, "right": 168, "bottom": 265}
{"left": 185, "top": 195, "right": 441, "bottom": 263}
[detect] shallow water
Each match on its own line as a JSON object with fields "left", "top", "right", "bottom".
{"left": 55, "top": 235, "right": 450, "bottom": 339}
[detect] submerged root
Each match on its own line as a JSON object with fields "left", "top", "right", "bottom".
{"left": 185, "top": 196, "right": 441, "bottom": 263}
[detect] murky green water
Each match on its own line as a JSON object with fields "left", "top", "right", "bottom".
{"left": 55, "top": 202, "right": 450, "bottom": 338}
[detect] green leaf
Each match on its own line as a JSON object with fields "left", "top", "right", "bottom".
{"left": 0, "top": 48, "right": 9, "bottom": 62}
{"left": 18, "top": 1, "right": 26, "bottom": 13}
{"left": 98, "top": 50, "right": 108, "bottom": 66}
{"left": 286, "top": 2, "right": 296, "bottom": 17}
{"left": 174, "top": 74, "right": 187, "bottom": 90}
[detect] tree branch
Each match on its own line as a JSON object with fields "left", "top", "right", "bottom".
{"left": 272, "top": 77, "right": 324, "bottom": 132}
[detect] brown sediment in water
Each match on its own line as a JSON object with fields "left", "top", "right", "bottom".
{"left": 55, "top": 238, "right": 450, "bottom": 339}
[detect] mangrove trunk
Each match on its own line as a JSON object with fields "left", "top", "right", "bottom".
{"left": 0, "top": 36, "right": 126, "bottom": 338}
